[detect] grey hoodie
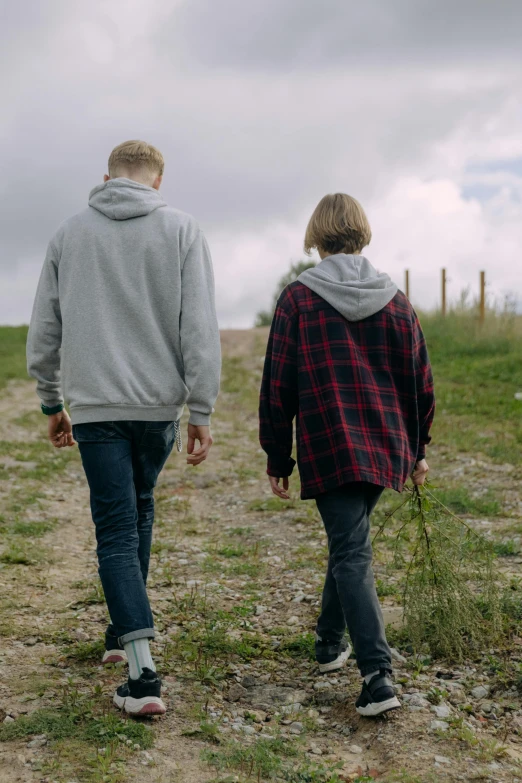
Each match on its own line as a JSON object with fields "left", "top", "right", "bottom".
{"left": 27, "top": 178, "right": 221, "bottom": 426}
{"left": 298, "top": 254, "right": 398, "bottom": 321}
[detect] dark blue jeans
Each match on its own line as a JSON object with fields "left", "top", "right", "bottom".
{"left": 315, "top": 482, "right": 393, "bottom": 676}
{"left": 72, "top": 421, "right": 176, "bottom": 644}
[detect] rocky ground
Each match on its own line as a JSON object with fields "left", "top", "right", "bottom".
{"left": 1, "top": 329, "right": 522, "bottom": 783}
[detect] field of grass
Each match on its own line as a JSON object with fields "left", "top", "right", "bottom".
{"left": 0, "top": 315, "right": 522, "bottom": 783}
{"left": 0, "top": 325, "right": 29, "bottom": 390}
{"left": 423, "top": 310, "right": 522, "bottom": 463}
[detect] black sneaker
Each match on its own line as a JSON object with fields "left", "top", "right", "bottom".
{"left": 356, "top": 669, "right": 401, "bottom": 716}
{"left": 315, "top": 636, "right": 352, "bottom": 673}
{"left": 113, "top": 668, "right": 166, "bottom": 715}
{"left": 102, "top": 628, "right": 127, "bottom": 665}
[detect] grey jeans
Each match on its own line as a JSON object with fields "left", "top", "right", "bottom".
{"left": 315, "top": 482, "right": 393, "bottom": 676}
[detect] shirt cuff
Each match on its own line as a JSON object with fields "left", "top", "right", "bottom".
{"left": 189, "top": 411, "right": 211, "bottom": 426}
{"left": 267, "top": 456, "right": 296, "bottom": 478}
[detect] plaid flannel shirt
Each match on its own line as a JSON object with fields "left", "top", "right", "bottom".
{"left": 259, "top": 282, "right": 435, "bottom": 499}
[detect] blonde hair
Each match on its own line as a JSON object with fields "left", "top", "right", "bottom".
{"left": 304, "top": 193, "right": 372, "bottom": 256}
{"left": 108, "top": 140, "right": 165, "bottom": 179}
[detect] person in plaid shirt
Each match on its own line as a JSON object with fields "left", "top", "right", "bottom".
{"left": 259, "top": 193, "right": 435, "bottom": 716}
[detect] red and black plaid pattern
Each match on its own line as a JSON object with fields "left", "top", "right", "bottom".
{"left": 259, "top": 282, "right": 435, "bottom": 499}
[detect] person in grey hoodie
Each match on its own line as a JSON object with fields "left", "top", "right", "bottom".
{"left": 27, "top": 140, "right": 221, "bottom": 715}
{"left": 259, "top": 193, "right": 434, "bottom": 716}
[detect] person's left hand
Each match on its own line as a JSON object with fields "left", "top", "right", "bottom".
{"left": 269, "top": 475, "right": 290, "bottom": 499}
{"left": 48, "top": 409, "right": 76, "bottom": 448}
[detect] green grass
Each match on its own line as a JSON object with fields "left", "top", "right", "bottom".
{"left": 0, "top": 684, "right": 153, "bottom": 748}
{"left": 422, "top": 311, "right": 522, "bottom": 463}
{"left": 65, "top": 639, "right": 106, "bottom": 662}
{"left": 11, "top": 518, "right": 56, "bottom": 537}
{"left": 203, "top": 734, "right": 345, "bottom": 782}
{"left": 494, "top": 539, "right": 520, "bottom": 557}
{"left": 278, "top": 632, "right": 315, "bottom": 661}
{"left": 430, "top": 487, "right": 500, "bottom": 517}
{"left": 0, "top": 542, "right": 43, "bottom": 565}
{"left": 248, "top": 496, "right": 298, "bottom": 512}
{"left": 0, "top": 325, "right": 29, "bottom": 389}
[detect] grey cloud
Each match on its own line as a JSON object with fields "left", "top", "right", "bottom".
{"left": 168, "top": 0, "right": 522, "bottom": 70}
{"left": 0, "top": 0, "right": 520, "bottom": 325}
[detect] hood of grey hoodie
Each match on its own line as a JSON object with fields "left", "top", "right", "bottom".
{"left": 297, "top": 254, "right": 398, "bottom": 321}
{"left": 88, "top": 177, "right": 167, "bottom": 220}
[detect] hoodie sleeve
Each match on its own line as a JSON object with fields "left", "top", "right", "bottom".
{"left": 259, "top": 293, "right": 298, "bottom": 478}
{"left": 412, "top": 312, "right": 435, "bottom": 460}
{"left": 180, "top": 230, "right": 221, "bottom": 426}
{"left": 26, "top": 241, "right": 64, "bottom": 408}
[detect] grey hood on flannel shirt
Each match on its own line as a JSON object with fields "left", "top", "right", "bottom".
{"left": 298, "top": 254, "right": 398, "bottom": 321}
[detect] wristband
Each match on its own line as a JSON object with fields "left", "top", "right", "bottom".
{"left": 41, "top": 402, "right": 64, "bottom": 416}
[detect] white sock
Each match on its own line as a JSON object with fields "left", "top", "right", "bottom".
{"left": 124, "top": 638, "right": 156, "bottom": 680}
{"left": 364, "top": 670, "right": 380, "bottom": 684}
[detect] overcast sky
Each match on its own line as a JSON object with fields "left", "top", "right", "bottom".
{"left": 2, "top": 0, "right": 521, "bottom": 327}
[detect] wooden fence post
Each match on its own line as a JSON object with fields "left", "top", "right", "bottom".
{"left": 441, "top": 268, "right": 447, "bottom": 316}
{"left": 405, "top": 269, "right": 410, "bottom": 299}
{"left": 479, "top": 271, "right": 486, "bottom": 325}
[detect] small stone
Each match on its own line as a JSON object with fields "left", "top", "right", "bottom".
{"left": 314, "top": 690, "right": 338, "bottom": 706}
{"left": 245, "top": 709, "right": 266, "bottom": 722}
{"left": 246, "top": 685, "right": 309, "bottom": 707}
{"left": 75, "top": 629, "right": 89, "bottom": 642}
{"left": 430, "top": 720, "right": 449, "bottom": 732}
{"left": 390, "top": 647, "right": 407, "bottom": 663}
{"left": 255, "top": 605, "right": 267, "bottom": 616}
{"left": 228, "top": 684, "right": 248, "bottom": 703}
{"left": 241, "top": 725, "right": 256, "bottom": 735}
{"left": 281, "top": 703, "right": 302, "bottom": 715}
{"left": 409, "top": 694, "right": 430, "bottom": 709}
{"left": 431, "top": 704, "right": 451, "bottom": 719}
{"left": 313, "top": 681, "right": 332, "bottom": 692}
{"left": 178, "top": 559, "right": 189, "bottom": 566}
{"left": 292, "top": 593, "right": 306, "bottom": 603}
{"left": 434, "top": 755, "right": 451, "bottom": 765}
{"left": 287, "top": 616, "right": 300, "bottom": 626}
{"left": 242, "top": 675, "right": 257, "bottom": 688}
{"left": 289, "top": 721, "right": 304, "bottom": 735}
{"left": 471, "top": 685, "right": 489, "bottom": 699}
{"left": 27, "top": 734, "right": 47, "bottom": 748}
{"left": 309, "top": 744, "right": 322, "bottom": 755}
{"left": 348, "top": 744, "right": 363, "bottom": 754}
{"left": 3, "top": 716, "right": 15, "bottom": 723}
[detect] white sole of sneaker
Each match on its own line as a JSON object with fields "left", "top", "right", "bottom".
{"left": 318, "top": 644, "right": 352, "bottom": 673}
{"left": 113, "top": 693, "right": 166, "bottom": 715}
{"left": 356, "top": 696, "right": 401, "bottom": 717}
{"left": 102, "top": 649, "right": 127, "bottom": 664}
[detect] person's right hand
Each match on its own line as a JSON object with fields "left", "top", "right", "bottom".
{"left": 186, "top": 424, "right": 213, "bottom": 466}
{"left": 269, "top": 475, "right": 290, "bottom": 499}
{"left": 412, "top": 459, "right": 429, "bottom": 485}
{"left": 48, "top": 409, "right": 76, "bottom": 449}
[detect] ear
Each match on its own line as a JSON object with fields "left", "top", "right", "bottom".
{"left": 152, "top": 175, "right": 163, "bottom": 191}
{"left": 103, "top": 174, "right": 110, "bottom": 182}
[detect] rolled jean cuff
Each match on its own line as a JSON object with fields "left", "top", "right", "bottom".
{"left": 360, "top": 660, "right": 393, "bottom": 677}
{"left": 119, "top": 627, "right": 155, "bottom": 645}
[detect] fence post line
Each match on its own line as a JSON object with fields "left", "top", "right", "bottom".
{"left": 479, "top": 270, "right": 486, "bottom": 325}
{"left": 441, "top": 268, "right": 447, "bottom": 316}
{"left": 405, "top": 269, "right": 410, "bottom": 299}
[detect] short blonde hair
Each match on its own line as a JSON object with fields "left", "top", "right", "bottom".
{"left": 304, "top": 193, "right": 372, "bottom": 256}
{"left": 108, "top": 140, "right": 165, "bottom": 178}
